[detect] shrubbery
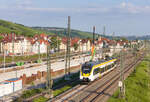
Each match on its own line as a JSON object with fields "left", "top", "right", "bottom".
{"left": 21, "top": 88, "right": 44, "bottom": 99}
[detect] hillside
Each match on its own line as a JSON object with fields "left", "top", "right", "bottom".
{"left": 32, "top": 27, "right": 95, "bottom": 38}
{"left": 0, "top": 19, "right": 95, "bottom": 38}
{"left": 0, "top": 19, "right": 53, "bottom": 37}
{"left": 0, "top": 19, "right": 118, "bottom": 39}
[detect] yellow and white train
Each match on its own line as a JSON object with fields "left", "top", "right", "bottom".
{"left": 80, "top": 57, "right": 117, "bottom": 82}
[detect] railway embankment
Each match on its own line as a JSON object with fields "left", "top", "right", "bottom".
{"left": 108, "top": 55, "right": 150, "bottom": 102}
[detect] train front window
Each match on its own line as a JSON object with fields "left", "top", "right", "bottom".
{"left": 82, "top": 65, "right": 91, "bottom": 74}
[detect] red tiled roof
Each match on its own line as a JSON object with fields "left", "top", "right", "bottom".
{"left": 81, "top": 39, "right": 88, "bottom": 44}
{"left": 40, "top": 33, "right": 47, "bottom": 38}
{"left": 71, "top": 38, "right": 80, "bottom": 46}
{"left": 62, "top": 37, "right": 67, "bottom": 44}
{"left": 101, "top": 37, "right": 110, "bottom": 43}
{"left": 108, "top": 40, "right": 116, "bottom": 45}
{"left": 117, "top": 41, "right": 124, "bottom": 46}
{"left": 62, "top": 37, "right": 80, "bottom": 46}
{"left": 97, "top": 40, "right": 103, "bottom": 44}
{"left": 8, "top": 53, "right": 14, "bottom": 56}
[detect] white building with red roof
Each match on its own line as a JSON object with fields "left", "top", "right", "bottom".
{"left": 31, "top": 33, "right": 48, "bottom": 54}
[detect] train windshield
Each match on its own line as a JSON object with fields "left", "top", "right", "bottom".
{"left": 82, "top": 64, "right": 92, "bottom": 74}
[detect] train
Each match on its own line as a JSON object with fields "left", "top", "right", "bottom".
{"left": 80, "top": 57, "right": 117, "bottom": 82}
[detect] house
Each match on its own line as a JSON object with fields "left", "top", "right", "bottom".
{"left": 60, "top": 37, "right": 67, "bottom": 52}
{"left": 2, "top": 34, "right": 33, "bottom": 55}
{"left": 31, "top": 34, "right": 48, "bottom": 54}
{"left": 78, "top": 39, "right": 91, "bottom": 52}
{"left": 71, "top": 37, "right": 80, "bottom": 52}
{"left": 115, "top": 41, "right": 124, "bottom": 52}
{"left": 60, "top": 37, "right": 80, "bottom": 52}
{"left": 2, "top": 34, "right": 23, "bottom": 55}
{"left": 108, "top": 40, "right": 117, "bottom": 56}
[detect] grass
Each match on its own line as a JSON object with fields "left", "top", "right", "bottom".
{"left": 0, "top": 19, "right": 53, "bottom": 37}
{"left": 52, "top": 72, "right": 80, "bottom": 97}
{"left": 21, "top": 88, "right": 44, "bottom": 99}
{"left": 107, "top": 55, "right": 150, "bottom": 102}
{"left": 13, "top": 72, "right": 80, "bottom": 102}
{"left": 53, "top": 80, "right": 80, "bottom": 97}
{"left": 0, "top": 51, "right": 66, "bottom": 65}
{"left": 33, "top": 96, "right": 48, "bottom": 102}
{"left": 53, "top": 85, "right": 72, "bottom": 97}
{"left": 0, "top": 19, "right": 98, "bottom": 39}
{"left": 13, "top": 88, "right": 46, "bottom": 102}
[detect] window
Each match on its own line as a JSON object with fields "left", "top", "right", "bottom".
{"left": 100, "top": 67, "right": 105, "bottom": 73}
{"left": 112, "top": 63, "right": 115, "bottom": 67}
{"left": 108, "top": 65, "right": 111, "bottom": 69}
{"left": 82, "top": 64, "right": 92, "bottom": 74}
{"left": 104, "top": 66, "right": 107, "bottom": 71}
{"left": 93, "top": 68, "right": 99, "bottom": 75}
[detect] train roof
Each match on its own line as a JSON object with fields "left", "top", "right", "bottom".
{"left": 83, "top": 57, "right": 116, "bottom": 68}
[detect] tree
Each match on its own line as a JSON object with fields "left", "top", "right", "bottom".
{"left": 121, "top": 37, "right": 128, "bottom": 42}
{"left": 73, "top": 43, "right": 79, "bottom": 51}
{"left": 50, "top": 36, "right": 61, "bottom": 51}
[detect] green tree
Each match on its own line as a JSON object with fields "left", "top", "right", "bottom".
{"left": 50, "top": 36, "right": 61, "bottom": 51}
{"left": 73, "top": 43, "right": 79, "bottom": 51}
{"left": 121, "top": 37, "right": 128, "bottom": 41}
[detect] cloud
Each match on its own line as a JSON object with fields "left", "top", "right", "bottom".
{"left": 0, "top": 0, "right": 33, "bottom": 9}
{"left": 22, "top": 7, "right": 110, "bottom": 14}
{"left": 1, "top": 1, "right": 150, "bottom": 15}
{"left": 24, "top": 7, "right": 67, "bottom": 12}
{"left": 18, "top": 2, "right": 150, "bottom": 15}
{"left": 119, "top": 2, "right": 150, "bottom": 14}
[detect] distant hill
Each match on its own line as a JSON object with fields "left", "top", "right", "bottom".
{"left": 1, "top": 19, "right": 135, "bottom": 40}
{"left": 32, "top": 27, "right": 96, "bottom": 39}
{"left": 0, "top": 19, "right": 96, "bottom": 38}
{"left": 125, "top": 35, "right": 150, "bottom": 40}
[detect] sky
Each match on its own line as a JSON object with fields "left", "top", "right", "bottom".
{"left": 0, "top": 0, "right": 150, "bottom": 36}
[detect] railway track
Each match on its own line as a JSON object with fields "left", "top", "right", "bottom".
{"left": 50, "top": 53, "right": 140, "bottom": 102}
{"left": 80, "top": 56, "right": 143, "bottom": 102}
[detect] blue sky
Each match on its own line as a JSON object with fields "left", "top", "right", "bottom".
{"left": 0, "top": 0, "right": 150, "bottom": 36}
